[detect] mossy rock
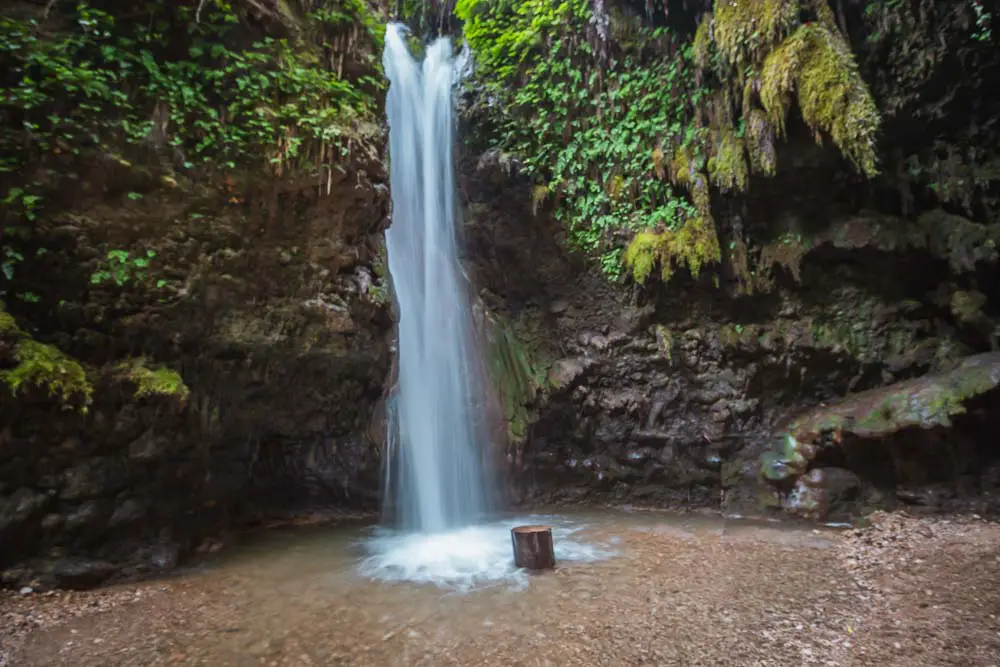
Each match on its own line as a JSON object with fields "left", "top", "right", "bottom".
{"left": 113, "top": 358, "right": 190, "bottom": 404}
{"left": 760, "top": 351, "right": 1000, "bottom": 487}
{"left": 1, "top": 340, "right": 93, "bottom": 409}
{"left": 483, "top": 310, "right": 553, "bottom": 446}
{"left": 809, "top": 209, "right": 1000, "bottom": 273}
{"left": 918, "top": 209, "right": 1000, "bottom": 273}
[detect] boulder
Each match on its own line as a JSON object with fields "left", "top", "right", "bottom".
{"left": 51, "top": 559, "right": 117, "bottom": 589}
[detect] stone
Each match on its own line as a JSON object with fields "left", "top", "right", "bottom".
{"left": 128, "top": 430, "right": 172, "bottom": 461}
{"left": 623, "top": 447, "right": 657, "bottom": 466}
{"left": 785, "top": 470, "right": 829, "bottom": 519}
{"left": 151, "top": 543, "right": 179, "bottom": 570}
{"left": 108, "top": 498, "right": 147, "bottom": 528}
{"left": 547, "top": 358, "right": 589, "bottom": 389}
{"left": 721, "top": 460, "right": 746, "bottom": 488}
{"left": 759, "top": 352, "right": 1000, "bottom": 513}
{"left": 820, "top": 467, "right": 861, "bottom": 503}
{"left": 65, "top": 500, "right": 110, "bottom": 532}
{"left": 61, "top": 458, "right": 130, "bottom": 500}
{"left": 0, "top": 488, "right": 48, "bottom": 532}
{"left": 51, "top": 559, "right": 117, "bottom": 589}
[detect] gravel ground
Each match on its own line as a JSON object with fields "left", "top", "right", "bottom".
{"left": 3, "top": 511, "right": 999, "bottom": 666}
{"left": 840, "top": 512, "right": 1000, "bottom": 666}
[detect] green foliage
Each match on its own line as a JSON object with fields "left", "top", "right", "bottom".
{"left": 459, "top": 0, "right": 707, "bottom": 280}
{"left": 459, "top": 0, "right": 880, "bottom": 285}
{"left": 0, "top": 1, "right": 381, "bottom": 176}
{"left": 0, "top": 0, "right": 383, "bottom": 286}
{"left": 970, "top": 0, "right": 993, "bottom": 41}
{"left": 114, "top": 358, "right": 190, "bottom": 403}
{"left": 90, "top": 249, "right": 157, "bottom": 287}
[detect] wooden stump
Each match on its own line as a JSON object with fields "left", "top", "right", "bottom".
{"left": 511, "top": 525, "right": 555, "bottom": 570}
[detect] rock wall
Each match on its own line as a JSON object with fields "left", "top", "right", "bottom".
{"left": 461, "top": 147, "right": 1000, "bottom": 518}
{"left": 0, "top": 159, "right": 392, "bottom": 589}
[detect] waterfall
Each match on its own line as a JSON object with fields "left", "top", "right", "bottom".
{"left": 381, "top": 23, "right": 493, "bottom": 534}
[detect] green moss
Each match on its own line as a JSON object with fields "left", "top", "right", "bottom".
{"left": 115, "top": 358, "right": 190, "bottom": 404}
{"left": 951, "top": 290, "right": 987, "bottom": 324}
{"left": 368, "top": 239, "right": 391, "bottom": 306}
{"left": 623, "top": 216, "right": 722, "bottom": 284}
{"left": 713, "top": 0, "right": 797, "bottom": 73}
{"left": 760, "top": 24, "right": 879, "bottom": 176}
{"left": 757, "top": 234, "right": 810, "bottom": 285}
{"left": 623, "top": 231, "right": 663, "bottom": 284}
{"left": 669, "top": 144, "right": 697, "bottom": 188}
{"left": 654, "top": 325, "right": 674, "bottom": 362}
{"left": 1, "top": 340, "right": 93, "bottom": 409}
{"left": 707, "top": 128, "right": 749, "bottom": 193}
{"left": 745, "top": 108, "right": 777, "bottom": 175}
{"left": 485, "top": 313, "right": 551, "bottom": 445}
{"left": 0, "top": 307, "right": 19, "bottom": 334}
{"left": 692, "top": 13, "right": 714, "bottom": 70}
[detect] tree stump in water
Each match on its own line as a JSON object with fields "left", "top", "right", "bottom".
{"left": 511, "top": 525, "right": 555, "bottom": 570}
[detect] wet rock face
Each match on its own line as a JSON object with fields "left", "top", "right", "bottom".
{"left": 0, "top": 162, "right": 392, "bottom": 587}
{"left": 459, "top": 147, "right": 1000, "bottom": 517}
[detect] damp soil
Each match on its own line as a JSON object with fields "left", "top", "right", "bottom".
{"left": 3, "top": 509, "right": 999, "bottom": 666}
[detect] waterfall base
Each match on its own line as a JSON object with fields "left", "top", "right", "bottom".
{"left": 357, "top": 515, "right": 616, "bottom": 592}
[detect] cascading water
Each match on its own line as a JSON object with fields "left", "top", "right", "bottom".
{"left": 359, "top": 24, "right": 615, "bottom": 590}
{"left": 380, "top": 23, "right": 491, "bottom": 534}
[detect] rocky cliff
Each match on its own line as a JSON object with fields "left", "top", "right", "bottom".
{"left": 0, "top": 156, "right": 392, "bottom": 589}
{"left": 462, "top": 144, "right": 1000, "bottom": 520}
{"left": 0, "top": 0, "right": 393, "bottom": 589}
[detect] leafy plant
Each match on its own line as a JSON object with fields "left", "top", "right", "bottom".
{"left": 457, "top": 0, "right": 882, "bottom": 285}
{"left": 0, "top": 0, "right": 385, "bottom": 298}
{"left": 90, "top": 249, "right": 156, "bottom": 287}
{"left": 458, "top": 0, "right": 709, "bottom": 280}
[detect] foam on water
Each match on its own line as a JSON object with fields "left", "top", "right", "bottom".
{"left": 358, "top": 515, "right": 617, "bottom": 592}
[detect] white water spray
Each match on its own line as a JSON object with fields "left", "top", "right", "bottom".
{"left": 381, "top": 24, "right": 491, "bottom": 534}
